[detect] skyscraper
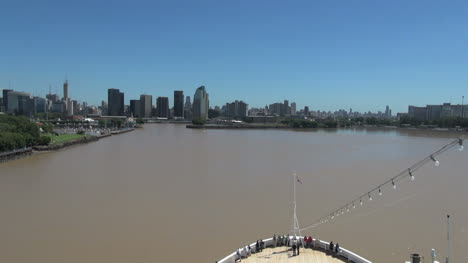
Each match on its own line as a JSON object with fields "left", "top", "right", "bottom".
{"left": 156, "top": 97, "right": 169, "bottom": 118}
{"left": 108, "top": 88, "right": 124, "bottom": 116}
{"left": 291, "top": 102, "right": 297, "bottom": 116}
{"left": 184, "top": 96, "right": 192, "bottom": 120}
{"left": 7, "top": 91, "right": 32, "bottom": 116}
{"left": 2, "top": 89, "right": 12, "bottom": 112}
{"left": 192, "top": 86, "right": 209, "bottom": 120}
{"left": 140, "top": 94, "right": 152, "bottom": 118}
{"left": 174, "top": 90, "right": 184, "bottom": 118}
{"left": 63, "top": 80, "right": 69, "bottom": 100}
{"left": 225, "top": 100, "right": 248, "bottom": 118}
{"left": 130, "top": 99, "right": 142, "bottom": 117}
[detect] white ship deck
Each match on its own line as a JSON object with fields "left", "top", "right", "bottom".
{"left": 240, "top": 247, "right": 346, "bottom": 263}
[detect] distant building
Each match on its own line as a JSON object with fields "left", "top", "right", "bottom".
{"left": 130, "top": 99, "right": 142, "bottom": 117}
{"left": 284, "top": 100, "right": 290, "bottom": 115}
{"left": 140, "top": 94, "right": 152, "bottom": 118}
{"left": 108, "top": 89, "right": 124, "bottom": 116}
{"left": 33, "top": 97, "right": 47, "bottom": 114}
{"left": 174, "top": 90, "right": 184, "bottom": 118}
{"left": 407, "top": 103, "right": 468, "bottom": 121}
{"left": 184, "top": 96, "right": 192, "bottom": 120}
{"left": 46, "top": 93, "right": 59, "bottom": 103}
{"left": 304, "top": 106, "right": 309, "bottom": 116}
{"left": 156, "top": 96, "right": 170, "bottom": 118}
{"left": 291, "top": 102, "right": 297, "bottom": 116}
{"left": 2, "top": 89, "right": 12, "bottom": 112}
{"left": 66, "top": 99, "right": 74, "bottom": 116}
{"left": 225, "top": 100, "right": 248, "bottom": 118}
{"left": 51, "top": 101, "right": 66, "bottom": 113}
{"left": 192, "top": 86, "right": 209, "bottom": 120}
{"left": 7, "top": 91, "right": 32, "bottom": 116}
{"left": 63, "top": 80, "right": 69, "bottom": 100}
{"left": 101, "top": 101, "right": 108, "bottom": 116}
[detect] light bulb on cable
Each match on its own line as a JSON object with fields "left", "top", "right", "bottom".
{"left": 379, "top": 188, "right": 382, "bottom": 196}
{"left": 430, "top": 155, "right": 440, "bottom": 167}
{"left": 352, "top": 203, "right": 356, "bottom": 209}
{"left": 459, "top": 138, "right": 464, "bottom": 151}
{"left": 409, "top": 169, "right": 415, "bottom": 181}
{"left": 392, "top": 179, "right": 397, "bottom": 189}
{"left": 368, "top": 193, "right": 372, "bottom": 201}
{"left": 360, "top": 199, "right": 363, "bottom": 206}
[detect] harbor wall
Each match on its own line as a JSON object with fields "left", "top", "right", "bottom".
{"left": 217, "top": 237, "right": 372, "bottom": 263}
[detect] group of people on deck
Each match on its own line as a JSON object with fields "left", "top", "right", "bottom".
{"left": 233, "top": 235, "right": 341, "bottom": 262}
{"left": 329, "top": 241, "right": 341, "bottom": 255}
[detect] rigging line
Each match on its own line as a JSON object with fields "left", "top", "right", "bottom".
{"left": 298, "top": 137, "right": 463, "bottom": 233}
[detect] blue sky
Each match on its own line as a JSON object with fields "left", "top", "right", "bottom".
{"left": 1, "top": 0, "right": 467, "bottom": 113}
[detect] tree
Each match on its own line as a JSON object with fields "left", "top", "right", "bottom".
{"left": 192, "top": 118, "right": 206, "bottom": 125}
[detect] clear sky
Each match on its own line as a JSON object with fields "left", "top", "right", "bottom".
{"left": 1, "top": 0, "right": 467, "bottom": 113}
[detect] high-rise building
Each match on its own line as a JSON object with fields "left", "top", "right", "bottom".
{"left": 184, "top": 96, "right": 192, "bottom": 120}
{"left": 46, "top": 93, "right": 59, "bottom": 103}
{"left": 192, "top": 86, "right": 209, "bottom": 120}
{"left": 2, "top": 89, "right": 12, "bottom": 112}
{"left": 156, "top": 96, "right": 170, "bottom": 118}
{"left": 7, "top": 91, "right": 32, "bottom": 116}
{"left": 63, "top": 80, "right": 69, "bottom": 100}
{"left": 291, "top": 102, "right": 297, "bottom": 116}
{"left": 140, "top": 94, "right": 152, "bottom": 118}
{"left": 130, "top": 99, "right": 142, "bottom": 117}
{"left": 284, "top": 100, "right": 290, "bottom": 115}
{"left": 108, "top": 89, "right": 124, "bottom": 116}
{"left": 225, "top": 100, "right": 248, "bottom": 118}
{"left": 33, "top": 97, "right": 47, "bottom": 114}
{"left": 174, "top": 90, "right": 184, "bottom": 118}
{"left": 304, "top": 106, "right": 309, "bottom": 116}
{"left": 66, "top": 99, "right": 74, "bottom": 116}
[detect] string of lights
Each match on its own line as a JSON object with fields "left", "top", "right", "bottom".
{"left": 298, "top": 137, "right": 464, "bottom": 233}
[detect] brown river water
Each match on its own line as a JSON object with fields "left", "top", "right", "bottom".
{"left": 1, "top": 124, "right": 467, "bottom": 263}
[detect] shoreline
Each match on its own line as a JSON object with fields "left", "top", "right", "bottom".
{"left": 0, "top": 127, "right": 136, "bottom": 164}
{"left": 186, "top": 124, "right": 467, "bottom": 136}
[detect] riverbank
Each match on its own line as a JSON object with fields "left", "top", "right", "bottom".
{"left": 186, "top": 123, "right": 468, "bottom": 136}
{"left": 0, "top": 127, "right": 136, "bottom": 163}
{"left": 0, "top": 147, "right": 33, "bottom": 163}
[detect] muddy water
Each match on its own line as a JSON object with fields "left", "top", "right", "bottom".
{"left": 0, "top": 125, "right": 466, "bottom": 263}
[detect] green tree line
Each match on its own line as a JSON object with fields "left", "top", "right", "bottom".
{"left": 0, "top": 115, "right": 50, "bottom": 152}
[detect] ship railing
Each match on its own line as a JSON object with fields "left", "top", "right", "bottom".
{"left": 217, "top": 237, "right": 372, "bottom": 263}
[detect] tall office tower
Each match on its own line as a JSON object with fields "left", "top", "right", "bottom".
{"left": 284, "top": 100, "right": 289, "bottom": 115}
{"left": 140, "top": 94, "right": 153, "bottom": 118}
{"left": 385, "top": 105, "right": 390, "bottom": 117}
{"left": 304, "top": 106, "right": 309, "bottom": 116}
{"left": 192, "top": 86, "right": 209, "bottom": 120}
{"left": 225, "top": 100, "right": 248, "bottom": 117}
{"left": 2, "top": 89, "right": 12, "bottom": 112}
{"left": 173, "top": 90, "right": 184, "bottom": 118}
{"left": 66, "top": 98, "right": 74, "bottom": 116}
{"left": 7, "top": 91, "right": 32, "bottom": 116}
{"left": 33, "top": 97, "right": 47, "bottom": 114}
{"left": 107, "top": 88, "right": 124, "bottom": 116}
{"left": 185, "top": 96, "right": 192, "bottom": 109}
{"left": 156, "top": 96, "right": 170, "bottom": 118}
{"left": 291, "top": 102, "right": 297, "bottom": 116}
{"left": 130, "top": 99, "right": 142, "bottom": 117}
{"left": 63, "top": 80, "right": 69, "bottom": 100}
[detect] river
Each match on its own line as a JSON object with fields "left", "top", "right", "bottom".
{"left": 0, "top": 124, "right": 466, "bottom": 263}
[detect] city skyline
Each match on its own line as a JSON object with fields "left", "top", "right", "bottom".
{"left": 1, "top": 0, "right": 468, "bottom": 112}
